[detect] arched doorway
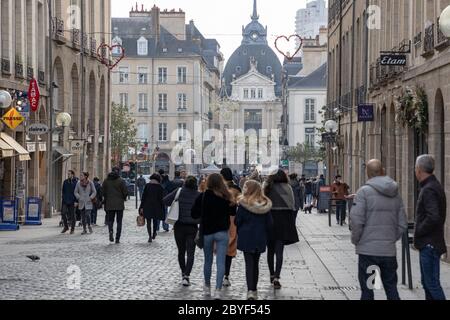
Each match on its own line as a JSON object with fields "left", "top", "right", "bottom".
{"left": 53, "top": 57, "right": 64, "bottom": 112}
{"left": 435, "top": 89, "right": 445, "bottom": 186}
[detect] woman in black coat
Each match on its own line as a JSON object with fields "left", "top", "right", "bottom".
{"left": 140, "top": 173, "right": 165, "bottom": 242}
{"left": 263, "top": 169, "right": 299, "bottom": 290}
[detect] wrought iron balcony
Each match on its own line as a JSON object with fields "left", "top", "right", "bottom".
{"left": 1, "top": 58, "right": 10, "bottom": 74}
{"left": 82, "top": 33, "right": 88, "bottom": 53}
{"left": 90, "top": 38, "right": 97, "bottom": 56}
{"left": 423, "top": 24, "right": 435, "bottom": 57}
{"left": 15, "top": 63, "right": 24, "bottom": 78}
{"left": 27, "top": 66, "right": 34, "bottom": 80}
{"left": 38, "top": 70, "right": 45, "bottom": 84}
{"left": 52, "top": 17, "right": 65, "bottom": 44}
{"left": 71, "top": 28, "right": 81, "bottom": 49}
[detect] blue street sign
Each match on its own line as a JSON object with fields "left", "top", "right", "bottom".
{"left": 358, "top": 104, "right": 375, "bottom": 122}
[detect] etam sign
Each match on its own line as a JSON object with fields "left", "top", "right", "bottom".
{"left": 380, "top": 54, "right": 407, "bottom": 66}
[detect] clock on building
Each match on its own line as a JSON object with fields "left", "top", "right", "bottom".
{"left": 251, "top": 32, "right": 259, "bottom": 40}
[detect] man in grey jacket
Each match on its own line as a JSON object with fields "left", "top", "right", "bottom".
{"left": 350, "top": 159, "right": 408, "bottom": 300}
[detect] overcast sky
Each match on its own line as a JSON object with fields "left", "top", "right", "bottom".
{"left": 111, "top": 0, "right": 321, "bottom": 63}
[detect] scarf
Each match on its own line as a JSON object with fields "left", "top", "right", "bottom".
{"left": 80, "top": 177, "right": 90, "bottom": 188}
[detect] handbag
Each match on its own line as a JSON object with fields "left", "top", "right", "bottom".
{"left": 137, "top": 214, "right": 145, "bottom": 227}
{"left": 194, "top": 193, "right": 205, "bottom": 249}
{"left": 166, "top": 188, "right": 182, "bottom": 225}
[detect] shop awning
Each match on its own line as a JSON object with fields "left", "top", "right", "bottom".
{"left": 0, "top": 132, "right": 31, "bottom": 161}
{"left": 53, "top": 147, "right": 73, "bottom": 164}
{"left": 0, "top": 138, "right": 14, "bottom": 158}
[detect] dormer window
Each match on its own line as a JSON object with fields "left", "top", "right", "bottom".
{"left": 137, "top": 36, "right": 148, "bottom": 56}
{"left": 178, "top": 48, "right": 183, "bottom": 53}
{"left": 162, "top": 48, "right": 168, "bottom": 53}
{"left": 236, "top": 66, "right": 241, "bottom": 73}
{"left": 112, "top": 36, "right": 122, "bottom": 55}
{"left": 266, "top": 66, "right": 272, "bottom": 74}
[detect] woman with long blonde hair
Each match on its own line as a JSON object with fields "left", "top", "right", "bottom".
{"left": 191, "top": 173, "right": 236, "bottom": 299}
{"left": 235, "top": 180, "right": 273, "bottom": 300}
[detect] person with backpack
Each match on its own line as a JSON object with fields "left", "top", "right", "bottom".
{"left": 191, "top": 174, "right": 236, "bottom": 300}
{"left": 164, "top": 176, "right": 200, "bottom": 287}
{"left": 74, "top": 172, "right": 97, "bottom": 235}
{"left": 236, "top": 180, "right": 273, "bottom": 300}
{"left": 263, "top": 169, "right": 299, "bottom": 290}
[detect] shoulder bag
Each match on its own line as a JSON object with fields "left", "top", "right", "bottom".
{"left": 166, "top": 188, "right": 182, "bottom": 225}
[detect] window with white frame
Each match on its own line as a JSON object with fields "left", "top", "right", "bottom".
{"left": 112, "top": 36, "right": 122, "bottom": 54}
{"left": 137, "top": 123, "right": 149, "bottom": 140}
{"left": 138, "top": 93, "right": 148, "bottom": 111}
{"left": 159, "top": 123, "right": 168, "bottom": 141}
{"left": 305, "top": 128, "right": 316, "bottom": 146}
{"left": 258, "top": 88, "right": 263, "bottom": 99}
{"left": 158, "top": 94, "right": 167, "bottom": 111}
{"left": 137, "top": 36, "right": 148, "bottom": 56}
{"left": 177, "top": 123, "right": 187, "bottom": 142}
{"left": 119, "top": 93, "right": 128, "bottom": 108}
{"left": 158, "top": 67, "right": 167, "bottom": 84}
{"left": 118, "top": 67, "right": 129, "bottom": 84}
{"left": 138, "top": 67, "right": 148, "bottom": 84}
{"left": 305, "top": 98, "right": 316, "bottom": 122}
{"left": 251, "top": 88, "right": 256, "bottom": 99}
{"left": 177, "top": 93, "right": 187, "bottom": 110}
{"left": 177, "top": 67, "right": 187, "bottom": 84}
{"left": 244, "top": 89, "right": 249, "bottom": 99}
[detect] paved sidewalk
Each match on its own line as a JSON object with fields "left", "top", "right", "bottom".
{"left": 0, "top": 200, "right": 449, "bottom": 300}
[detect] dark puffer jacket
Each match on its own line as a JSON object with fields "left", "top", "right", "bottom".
{"left": 164, "top": 187, "right": 201, "bottom": 225}
{"left": 102, "top": 172, "right": 128, "bottom": 211}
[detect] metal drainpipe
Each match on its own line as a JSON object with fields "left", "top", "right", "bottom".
{"left": 349, "top": 0, "right": 356, "bottom": 192}
{"left": 80, "top": 0, "right": 85, "bottom": 172}
{"left": 362, "top": 0, "right": 370, "bottom": 187}
{"left": 46, "top": 0, "right": 54, "bottom": 218}
{"left": 337, "top": 1, "right": 343, "bottom": 179}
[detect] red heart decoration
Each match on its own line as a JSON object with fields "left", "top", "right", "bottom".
{"left": 274, "top": 35, "right": 303, "bottom": 60}
{"left": 96, "top": 43, "right": 125, "bottom": 70}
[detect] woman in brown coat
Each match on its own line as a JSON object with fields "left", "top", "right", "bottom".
{"left": 220, "top": 168, "right": 241, "bottom": 287}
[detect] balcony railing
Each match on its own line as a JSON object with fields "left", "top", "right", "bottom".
{"left": 82, "top": 33, "right": 88, "bottom": 53}
{"left": 1, "top": 58, "right": 10, "bottom": 74}
{"left": 423, "top": 24, "right": 435, "bottom": 57}
{"left": 15, "top": 63, "right": 24, "bottom": 78}
{"left": 38, "top": 70, "right": 45, "bottom": 84}
{"left": 71, "top": 28, "right": 81, "bottom": 49}
{"left": 52, "top": 17, "right": 65, "bottom": 44}
{"left": 27, "top": 66, "right": 34, "bottom": 80}
{"left": 90, "top": 38, "right": 97, "bottom": 56}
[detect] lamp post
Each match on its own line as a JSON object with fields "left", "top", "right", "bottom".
{"left": 0, "top": 90, "right": 13, "bottom": 109}
{"left": 324, "top": 120, "right": 338, "bottom": 185}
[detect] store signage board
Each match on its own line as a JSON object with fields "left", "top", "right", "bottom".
{"left": 358, "top": 104, "right": 375, "bottom": 122}
{"left": 70, "top": 140, "right": 84, "bottom": 155}
{"left": 2, "top": 108, "right": 25, "bottom": 130}
{"left": 380, "top": 54, "right": 407, "bottom": 66}
{"left": 27, "top": 123, "right": 49, "bottom": 135}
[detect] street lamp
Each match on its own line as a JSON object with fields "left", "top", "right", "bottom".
{"left": 440, "top": 6, "right": 450, "bottom": 37}
{"left": 0, "top": 90, "right": 12, "bottom": 109}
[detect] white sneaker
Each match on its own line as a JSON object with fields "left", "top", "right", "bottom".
{"left": 223, "top": 277, "right": 231, "bottom": 287}
{"left": 247, "top": 291, "right": 256, "bottom": 300}
{"left": 213, "top": 288, "right": 224, "bottom": 300}
{"left": 203, "top": 285, "right": 211, "bottom": 297}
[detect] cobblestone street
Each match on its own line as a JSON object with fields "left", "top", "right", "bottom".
{"left": 1, "top": 199, "right": 449, "bottom": 300}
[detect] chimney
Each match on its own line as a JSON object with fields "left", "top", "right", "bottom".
{"left": 151, "top": 5, "right": 160, "bottom": 43}
{"left": 319, "top": 26, "right": 327, "bottom": 46}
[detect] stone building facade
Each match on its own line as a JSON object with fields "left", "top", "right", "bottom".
{"left": 327, "top": 0, "right": 450, "bottom": 257}
{"left": 111, "top": 5, "right": 223, "bottom": 177}
{"left": 0, "top": 0, "right": 111, "bottom": 217}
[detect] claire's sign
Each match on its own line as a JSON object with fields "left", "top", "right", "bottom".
{"left": 27, "top": 123, "right": 49, "bottom": 135}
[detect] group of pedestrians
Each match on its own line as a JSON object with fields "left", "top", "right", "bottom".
{"left": 61, "top": 167, "right": 128, "bottom": 244}
{"left": 350, "top": 155, "right": 447, "bottom": 301}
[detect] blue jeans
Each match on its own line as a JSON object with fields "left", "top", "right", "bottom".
{"left": 420, "top": 245, "right": 446, "bottom": 300}
{"left": 305, "top": 194, "right": 313, "bottom": 206}
{"left": 336, "top": 200, "right": 347, "bottom": 224}
{"left": 358, "top": 255, "right": 400, "bottom": 300}
{"left": 156, "top": 208, "right": 170, "bottom": 232}
{"left": 203, "top": 231, "right": 229, "bottom": 290}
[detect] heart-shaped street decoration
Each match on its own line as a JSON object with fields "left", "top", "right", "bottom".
{"left": 274, "top": 35, "right": 303, "bottom": 60}
{"left": 96, "top": 43, "right": 125, "bottom": 70}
